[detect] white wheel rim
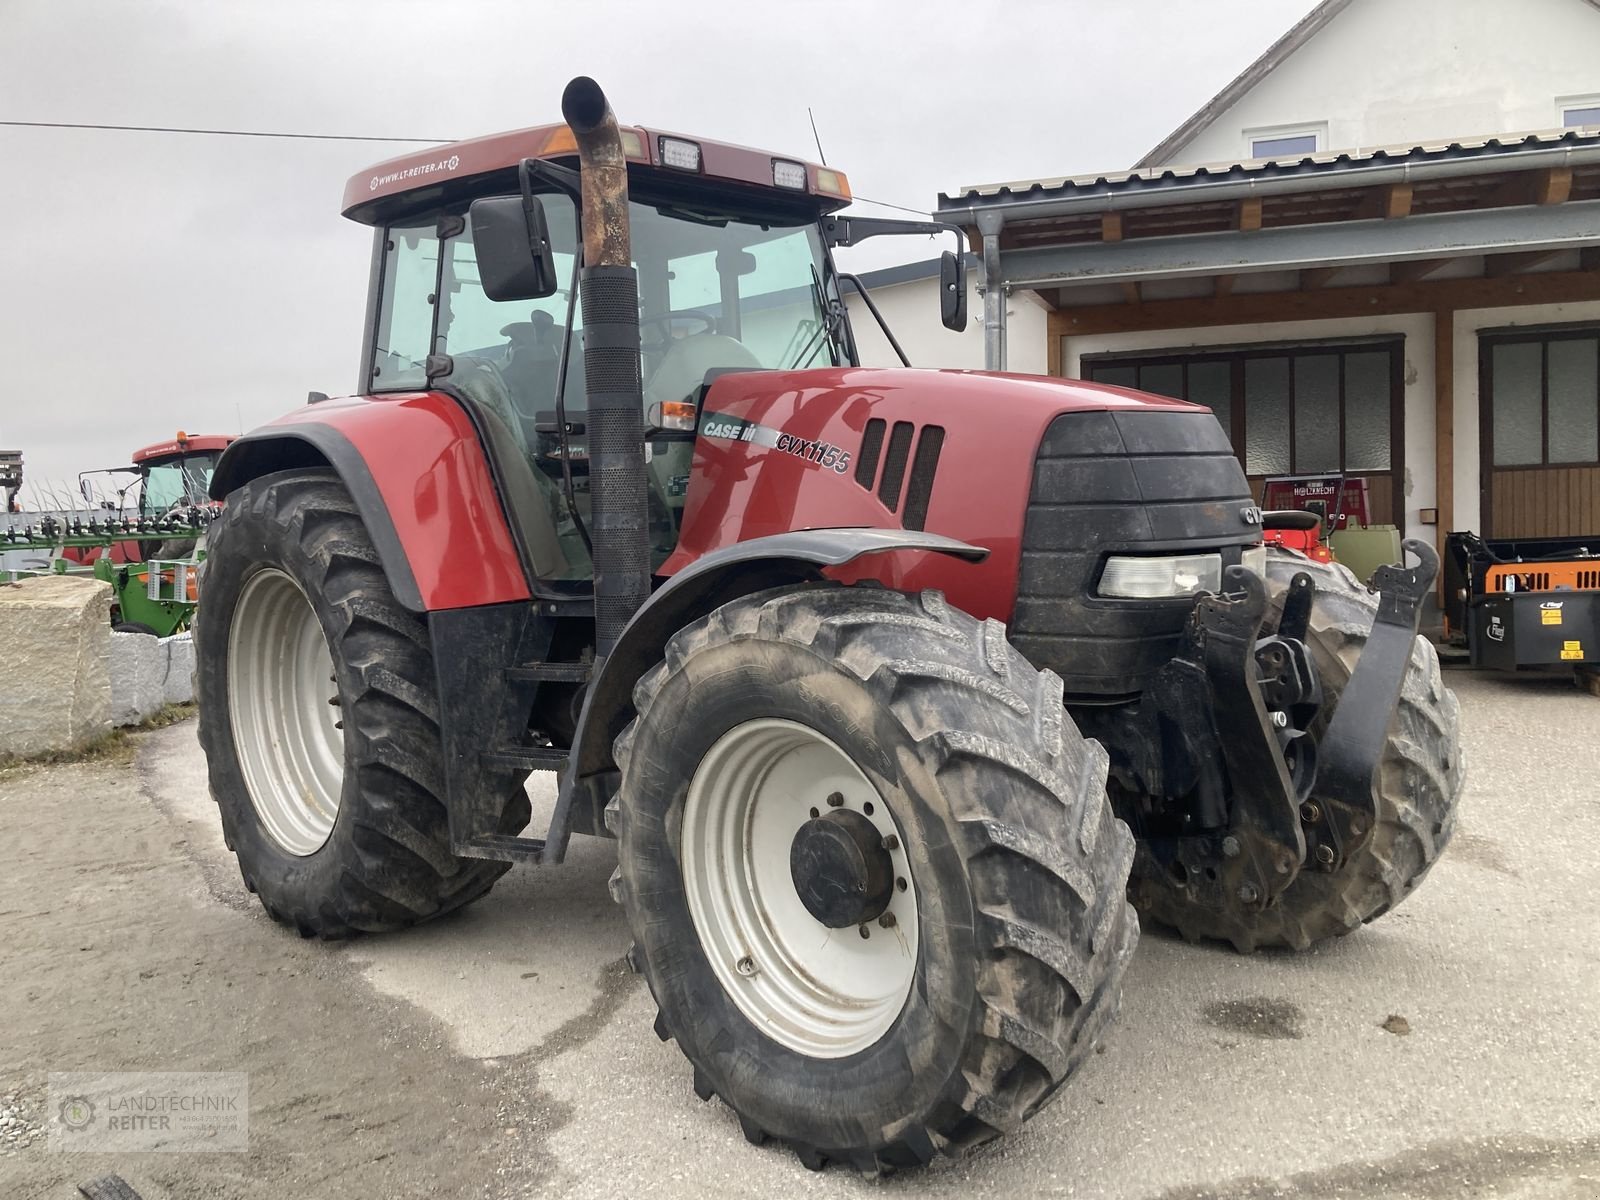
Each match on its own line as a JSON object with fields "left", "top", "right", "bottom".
{"left": 227, "top": 568, "right": 344, "bottom": 856}
{"left": 681, "top": 718, "right": 919, "bottom": 1058}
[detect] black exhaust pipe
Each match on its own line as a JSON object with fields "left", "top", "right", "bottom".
{"left": 561, "top": 77, "right": 650, "bottom": 659}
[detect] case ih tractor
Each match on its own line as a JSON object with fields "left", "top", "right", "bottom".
{"left": 195, "top": 79, "right": 1462, "bottom": 1172}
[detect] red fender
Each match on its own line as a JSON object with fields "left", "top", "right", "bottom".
{"left": 212, "top": 392, "right": 531, "bottom": 612}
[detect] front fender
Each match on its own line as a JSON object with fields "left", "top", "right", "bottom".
{"left": 549, "top": 528, "right": 987, "bottom": 855}
{"left": 212, "top": 394, "right": 531, "bottom": 612}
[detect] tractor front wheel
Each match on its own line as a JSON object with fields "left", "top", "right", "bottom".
{"left": 609, "top": 585, "right": 1138, "bottom": 1171}
{"left": 194, "top": 468, "right": 530, "bottom": 937}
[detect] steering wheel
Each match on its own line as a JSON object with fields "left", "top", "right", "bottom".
{"left": 640, "top": 311, "right": 716, "bottom": 347}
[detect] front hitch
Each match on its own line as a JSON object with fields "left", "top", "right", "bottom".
{"left": 1136, "top": 540, "right": 1440, "bottom": 915}
{"left": 1300, "top": 539, "right": 1439, "bottom": 870}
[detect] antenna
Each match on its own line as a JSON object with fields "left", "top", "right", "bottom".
{"left": 807, "top": 107, "right": 828, "bottom": 166}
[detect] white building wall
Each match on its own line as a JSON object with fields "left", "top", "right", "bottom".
{"left": 1171, "top": 0, "right": 1600, "bottom": 166}
{"left": 845, "top": 276, "right": 1051, "bottom": 375}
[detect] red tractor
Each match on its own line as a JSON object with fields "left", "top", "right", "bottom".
{"left": 195, "top": 79, "right": 1462, "bottom": 1172}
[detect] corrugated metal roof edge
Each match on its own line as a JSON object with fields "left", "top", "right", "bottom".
{"left": 938, "top": 127, "right": 1600, "bottom": 212}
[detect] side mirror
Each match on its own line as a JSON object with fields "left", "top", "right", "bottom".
{"left": 79, "top": 479, "right": 92, "bottom": 503}
{"left": 939, "top": 249, "right": 968, "bottom": 332}
{"left": 469, "top": 194, "right": 558, "bottom": 302}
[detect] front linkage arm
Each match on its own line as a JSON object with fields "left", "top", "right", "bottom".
{"left": 1301, "top": 539, "right": 1439, "bottom": 870}
{"left": 1138, "top": 541, "right": 1440, "bottom": 916}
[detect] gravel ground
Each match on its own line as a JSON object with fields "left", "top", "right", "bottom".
{"left": 1, "top": 667, "right": 1597, "bottom": 1199}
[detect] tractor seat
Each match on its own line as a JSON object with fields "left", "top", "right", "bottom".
{"left": 644, "top": 333, "right": 762, "bottom": 408}
{"left": 1263, "top": 509, "right": 1323, "bottom": 532}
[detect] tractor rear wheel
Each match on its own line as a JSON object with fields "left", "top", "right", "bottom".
{"left": 1131, "top": 550, "right": 1464, "bottom": 952}
{"left": 609, "top": 585, "right": 1138, "bottom": 1172}
{"left": 194, "top": 468, "right": 530, "bottom": 937}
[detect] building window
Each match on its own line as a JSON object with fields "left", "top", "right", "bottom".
{"left": 1487, "top": 331, "right": 1600, "bottom": 468}
{"left": 1561, "top": 97, "right": 1600, "bottom": 127}
{"left": 1246, "top": 124, "right": 1324, "bottom": 159}
{"left": 1084, "top": 340, "right": 1401, "bottom": 525}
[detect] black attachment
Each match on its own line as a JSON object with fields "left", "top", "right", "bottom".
{"left": 1310, "top": 538, "right": 1439, "bottom": 867}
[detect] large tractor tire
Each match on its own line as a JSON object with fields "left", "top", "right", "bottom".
{"left": 1132, "top": 550, "right": 1464, "bottom": 952}
{"left": 194, "top": 469, "right": 530, "bottom": 938}
{"left": 608, "top": 585, "right": 1138, "bottom": 1172}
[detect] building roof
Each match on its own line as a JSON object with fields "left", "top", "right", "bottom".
{"left": 938, "top": 127, "right": 1600, "bottom": 216}
{"left": 1134, "top": 0, "right": 1354, "bottom": 169}
{"left": 1132, "top": 0, "right": 1600, "bottom": 169}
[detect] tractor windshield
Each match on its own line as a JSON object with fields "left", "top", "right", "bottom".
{"left": 372, "top": 192, "right": 846, "bottom": 411}
{"left": 370, "top": 190, "right": 848, "bottom": 578}
{"left": 140, "top": 453, "right": 220, "bottom": 518}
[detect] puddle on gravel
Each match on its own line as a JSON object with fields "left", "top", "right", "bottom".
{"left": 1202, "top": 996, "right": 1305, "bottom": 1040}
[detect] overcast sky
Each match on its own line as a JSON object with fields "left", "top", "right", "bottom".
{"left": 0, "top": 0, "right": 1318, "bottom": 489}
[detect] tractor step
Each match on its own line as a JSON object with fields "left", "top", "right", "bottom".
{"left": 482, "top": 745, "right": 568, "bottom": 771}
{"left": 452, "top": 832, "right": 549, "bottom": 863}
{"left": 505, "top": 662, "right": 592, "bottom": 683}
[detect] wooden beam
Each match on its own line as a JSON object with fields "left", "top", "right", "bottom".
{"left": 1391, "top": 258, "right": 1453, "bottom": 285}
{"left": 1353, "top": 182, "right": 1413, "bottom": 220}
{"left": 1048, "top": 321, "right": 1062, "bottom": 378}
{"left": 1484, "top": 248, "right": 1567, "bottom": 277}
{"left": 1385, "top": 182, "right": 1414, "bottom": 219}
{"left": 1047, "top": 267, "right": 1600, "bottom": 337}
{"left": 1235, "top": 197, "right": 1263, "bottom": 232}
{"left": 1120, "top": 281, "right": 1142, "bottom": 306}
{"left": 1101, "top": 212, "right": 1124, "bottom": 242}
{"left": 1213, "top": 274, "right": 1237, "bottom": 298}
{"left": 1537, "top": 166, "right": 1574, "bottom": 206}
{"left": 1435, "top": 309, "right": 1455, "bottom": 582}
{"left": 1300, "top": 266, "right": 1343, "bottom": 289}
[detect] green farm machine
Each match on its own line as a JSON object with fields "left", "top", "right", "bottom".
{"left": 1, "top": 432, "right": 232, "bottom": 636}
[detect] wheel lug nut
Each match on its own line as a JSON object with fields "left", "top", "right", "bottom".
{"left": 1300, "top": 801, "right": 1322, "bottom": 823}
{"left": 734, "top": 955, "right": 757, "bottom": 977}
{"left": 826, "top": 792, "right": 844, "bottom": 808}
{"left": 858, "top": 925, "right": 870, "bottom": 939}
{"left": 896, "top": 876, "right": 907, "bottom": 892}
{"left": 1315, "top": 844, "right": 1336, "bottom": 866}
{"left": 881, "top": 834, "right": 899, "bottom": 851}
{"left": 327, "top": 695, "right": 341, "bottom": 706}
{"left": 877, "top": 912, "right": 896, "bottom": 929}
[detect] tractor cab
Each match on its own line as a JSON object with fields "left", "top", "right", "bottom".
{"left": 349, "top": 120, "right": 964, "bottom": 579}
{"left": 131, "top": 433, "right": 232, "bottom": 520}
{"left": 80, "top": 432, "right": 233, "bottom": 522}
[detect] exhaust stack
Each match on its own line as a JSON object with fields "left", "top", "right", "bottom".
{"left": 561, "top": 77, "right": 650, "bottom": 658}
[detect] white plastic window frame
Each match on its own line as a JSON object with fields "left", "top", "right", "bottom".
{"left": 1244, "top": 122, "right": 1327, "bottom": 160}
{"left": 1558, "top": 94, "right": 1600, "bottom": 128}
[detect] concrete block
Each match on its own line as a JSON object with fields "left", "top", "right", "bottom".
{"left": 0, "top": 575, "right": 113, "bottom": 756}
{"left": 161, "top": 632, "right": 195, "bottom": 706}
{"left": 109, "top": 629, "right": 165, "bottom": 727}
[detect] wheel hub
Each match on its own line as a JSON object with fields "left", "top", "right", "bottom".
{"left": 790, "top": 810, "right": 894, "bottom": 928}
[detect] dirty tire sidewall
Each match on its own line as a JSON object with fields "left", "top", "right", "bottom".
{"left": 195, "top": 468, "right": 528, "bottom": 937}
{"left": 612, "top": 586, "right": 1139, "bottom": 1169}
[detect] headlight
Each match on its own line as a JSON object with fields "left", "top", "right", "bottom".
{"left": 1098, "top": 553, "right": 1222, "bottom": 599}
{"left": 1241, "top": 545, "right": 1268, "bottom": 578}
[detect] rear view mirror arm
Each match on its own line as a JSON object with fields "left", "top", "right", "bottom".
{"left": 838, "top": 273, "right": 911, "bottom": 368}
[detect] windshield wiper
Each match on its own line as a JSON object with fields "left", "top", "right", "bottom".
{"left": 785, "top": 266, "right": 846, "bottom": 370}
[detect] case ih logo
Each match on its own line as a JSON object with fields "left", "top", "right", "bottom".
{"left": 370, "top": 154, "right": 461, "bottom": 191}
